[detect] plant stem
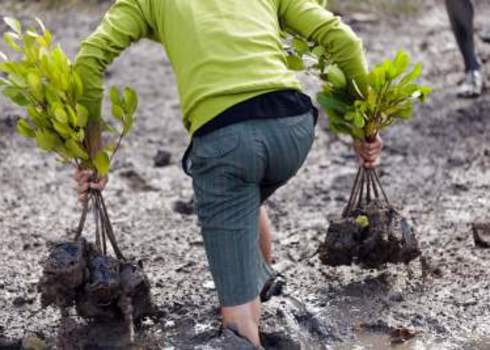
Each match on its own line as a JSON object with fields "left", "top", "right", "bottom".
{"left": 109, "top": 132, "right": 125, "bottom": 163}
{"left": 356, "top": 168, "right": 365, "bottom": 209}
{"left": 75, "top": 197, "right": 89, "bottom": 241}
{"left": 373, "top": 169, "right": 390, "bottom": 205}
{"left": 343, "top": 167, "right": 362, "bottom": 217}
{"left": 97, "top": 191, "right": 125, "bottom": 261}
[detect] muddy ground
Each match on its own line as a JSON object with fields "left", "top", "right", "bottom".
{"left": 0, "top": 1, "right": 489, "bottom": 349}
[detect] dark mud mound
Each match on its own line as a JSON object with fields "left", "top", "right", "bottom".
{"left": 38, "top": 239, "right": 155, "bottom": 323}
{"left": 38, "top": 239, "right": 88, "bottom": 309}
{"left": 319, "top": 201, "right": 421, "bottom": 268}
{"left": 472, "top": 222, "right": 490, "bottom": 248}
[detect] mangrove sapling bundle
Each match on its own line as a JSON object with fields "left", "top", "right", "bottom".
{"left": 316, "top": 50, "right": 430, "bottom": 268}
{"left": 286, "top": 37, "right": 431, "bottom": 267}
{"left": 0, "top": 17, "right": 154, "bottom": 337}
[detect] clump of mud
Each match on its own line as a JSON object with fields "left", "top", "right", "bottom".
{"left": 472, "top": 223, "right": 490, "bottom": 248}
{"left": 319, "top": 167, "right": 421, "bottom": 269}
{"left": 38, "top": 238, "right": 155, "bottom": 324}
{"left": 319, "top": 201, "right": 421, "bottom": 269}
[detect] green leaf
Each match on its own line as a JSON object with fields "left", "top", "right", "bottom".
{"left": 27, "top": 72, "right": 43, "bottom": 99}
{"left": 353, "top": 113, "right": 365, "bottom": 128}
{"left": 17, "top": 118, "right": 35, "bottom": 138}
{"left": 66, "top": 106, "right": 77, "bottom": 127}
{"left": 123, "top": 113, "right": 134, "bottom": 135}
{"left": 326, "top": 65, "right": 347, "bottom": 90}
{"left": 37, "top": 29, "right": 52, "bottom": 48}
{"left": 368, "top": 66, "right": 386, "bottom": 92}
{"left": 351, "top": 127, "right": 365, "bottom": 140}
{"left": 75, "top": 104, "right": 89, "bottom": 128}
{"left": 9, "top": 73, "right": 28, "bottom": 88}
{"left": 344, "top": 111, "right": 356, "bottom": 121}
{"left": 292, "top": 37, "right": 310, "bottom": 56}
{"left": 110, "top": 86, "right": 122, "bottom": 107}
{"left": 112, "top": 104, "right": 125, "bottom": 121}
{"left": 0, "top": 51, "right": 7, "bottom": 61}
{"left": 4, "top": 17, "right": 22, "bottom": 34}
{"left": 52, "top": 119, "right": 73, "bottom": 139}
{"left": 383, "top": 58, "right": 397, "bottom": 80}
{"left": 93, "top": 150, "right": 111, "bottom": 176}
{"left": 3, "top": 32, "right": 21, "bottom": 51}
{"left": 27, "top": 106, "right": 50, "bottom": 128}
{"left": 286, "top": 55, "right": 305, "bottom": 71}
{"left": 317, "top": 93, "right": 349, "bottom": 114}
{"left": 123, "top": 87, "right": 138, "bottom": 116}
{"left": 65, "top": 139, "right": 89, "bottom": 160}
{"left": 393, "top": 50, "right": 410, "bottom": 76}
{"left": 3, "top": 86, "right": 29, "bottom": 106}
{"left": 311, "top": 46, "right": 325, "bottom": 59}
{"left": 72, "top": 71, "right": 83, "bottom": 99}
{"left": 399, "top": 63, "right": 422, "bottom": 86}
{"left": 54, "top": 106, "right": 68, "bottom": 124}
{"left": 35, "top": 129, "right": 63, "bottom": 151}
{"left": 75, "top": 128, "right": 85, "bottom": 143}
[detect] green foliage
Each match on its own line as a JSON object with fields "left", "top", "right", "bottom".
{"left": 283, "top": 0, "right": 331, "bottom": 73}
{"left": 281, "top": 1, "right": 431, "bottom": 141}
{"left": 317, "top": 50, "right": 431, "bottom": 140}
{"left": 0, "top": 17, "right": 139, "bottom": 176}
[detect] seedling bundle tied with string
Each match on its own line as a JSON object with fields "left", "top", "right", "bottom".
{"left": 0, "top": 17, "right": 154, "bottom": 337}
{"left": 285, "top": 33, "right": 431, "bottom": 267}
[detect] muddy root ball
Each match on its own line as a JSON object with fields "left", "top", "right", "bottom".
{"left": 319, "top": 201, "right": 421, "bottom": 269}
{"left": 38, "top": 239, "right": 88, "bottom": 309}
{"left": 38, "top": 239, "right": 155, "bottom": 322}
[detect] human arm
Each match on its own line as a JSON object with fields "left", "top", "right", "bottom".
{"left": 72, "top": 0, "right": 152, "bottom": 194}
{"left": 74, "top": 0, "right": 152, "bottom": 121}
{"left": 278, "top": 0, "right": 368, "bottom": 97}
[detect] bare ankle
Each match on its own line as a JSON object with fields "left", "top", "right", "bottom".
{"left": 221, "top": 298, "right": 262, "bottom": 346}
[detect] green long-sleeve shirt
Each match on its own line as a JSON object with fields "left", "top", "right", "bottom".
{"left": 74, "top": 0, "right": 368, "bottom": 135}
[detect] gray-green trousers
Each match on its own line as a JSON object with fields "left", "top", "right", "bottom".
{"left": 184, "top": 111, "right": 315, "bottom": 306}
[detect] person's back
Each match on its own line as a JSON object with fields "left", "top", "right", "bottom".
{"left": 75, "top": 0, "right": 367, "bottom": 134}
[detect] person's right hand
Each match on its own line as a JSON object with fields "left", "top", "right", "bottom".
{"left": 73, "top": 168, "right": 108, "bottom": 203}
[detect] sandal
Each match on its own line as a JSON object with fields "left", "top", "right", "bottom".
{"left": 216, "top": 272, "right": 287, "bottom": 315}
{"left": 260, "top": 271, "right": 286, "bottom": 303}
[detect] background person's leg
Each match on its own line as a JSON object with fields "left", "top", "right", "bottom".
{"left": 446, "top": 0, "right": 480, "bottom": 72}
{"left": 445, "top": 0, "right": 483, "bottom": 97}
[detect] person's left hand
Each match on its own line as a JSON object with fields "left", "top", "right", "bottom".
{"left": 353, "top": 135, "right": 383, "bottom": 169}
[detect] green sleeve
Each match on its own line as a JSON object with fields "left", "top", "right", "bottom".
{"left": 278, "top": 0, "right": 369, "bottom": 96}
{"left": 74, "top": 0, "right": 152, "bottom": 120}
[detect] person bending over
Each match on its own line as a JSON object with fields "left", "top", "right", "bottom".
{"left": 74, "top": 0, "right": 381, "bottom": 347}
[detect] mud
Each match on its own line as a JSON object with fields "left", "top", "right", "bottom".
{"left": 39, "top": 237, "right": 155, "bottom": 344}
{"left": 319, "top": 201, "right": 421, "bottom": 268}
{"left": 472, "top": 222, "right": 490, "bottom": 248}
{"left": 1, "top": 0, "right": 490, "bottom": 349}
